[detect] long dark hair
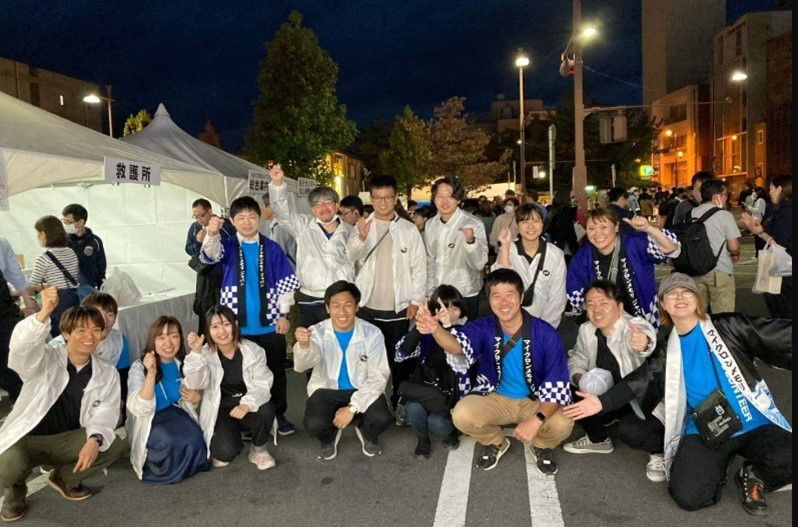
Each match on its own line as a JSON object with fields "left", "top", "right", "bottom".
{"left": 142, "top": 316, "right": 185, "bottom": 383}
{"left": 204, "top": 305, "right": 241, "bottom": 351}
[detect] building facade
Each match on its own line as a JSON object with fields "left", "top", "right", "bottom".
{"left": 710, "top": 11, "right": 791, "bottom": 195}
{"left": 642, "top": 0, "right": 725, "bottom": 107}
{"left": 0, "top": 57, "right": 103, "bottom": 133}
{"left": 765, "top": 31, "right": 792, "bottom": 177}
{"left": 325, "top": 151, "right": 365, "bottom": 197}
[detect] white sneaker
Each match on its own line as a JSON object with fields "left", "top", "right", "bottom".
{"left": 248, "top": 449, "right": 276, "bottom": 470}
{"left": 563, "top": 435, "right": 614, "bottom": 454}
{"left": 646, "top": 454, "right": 666, "bottom": 482}
{"left": 211, "top": 458, "right": 229, "bottom": 468}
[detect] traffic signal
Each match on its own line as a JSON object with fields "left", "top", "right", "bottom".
{"left": 612, "top": 114, "right": 627, "bottom": 142}
{"left": 599, "top": 115, "right": 612, "bottom": 143}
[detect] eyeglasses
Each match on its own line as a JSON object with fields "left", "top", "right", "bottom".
{"left": 312, "top": 200, "right": 335, "bottom": 208}
{"left": 371, "top": 195, "right": 396, "bottom": 202}
{"left": 663, "top": 289, "right": 693, "bottom": 300}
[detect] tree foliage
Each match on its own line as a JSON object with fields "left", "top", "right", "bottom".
{"left": 198, "top": 120, "right": 221, "bottom": 148}
{"left": 427, "top": 97, "right": 510, "bottom": 192}
{"left": 122, "top": 109, "right": 152, "bottom": 137}
{"left": 349, "top": 118, "right": 391, "bottom": 175}
{"left": 379, "top": 107, "right": 432, "bottom": 200}
{"left": 244, "top": 10, "right": 356, "bottom": 185}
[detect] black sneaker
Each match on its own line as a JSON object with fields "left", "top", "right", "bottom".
{"left": 317, "top": 429, "right": 342, "bottom": 461}
{"left": 442, "top": 431, "right": 460, "bottom": 451}
{"left": 414, "top": 437, "right": 431, "bottom": 459}
{"left": 475, "top": 438, "right": 510, "bottom": 471}
{"left": 277, "top": 415, "right": 296, "bottom": 436}
{"left": 394, "top": 404, "right": 408, "bottom": 426}
{"left": 735, "top": 465, "right": 768, "bottom": 516}
{"left": 355, "top": 426, "right": 382, "bottom": 457}
{"left": 530, "top": 446, "right": 558, "bottom": 476}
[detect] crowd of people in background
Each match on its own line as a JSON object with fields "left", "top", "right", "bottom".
{"left": 0, "top": 166, "right": 791, "bottom": 522}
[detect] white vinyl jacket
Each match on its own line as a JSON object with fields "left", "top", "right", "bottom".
{"left": 491, "top": 241, "right": 567, "bottom": 328}
{"left": 567, "top": 312, "right": 657, "bottom": 382}
{"left": 293, "top": 318, "right": 390, "bottom": 413}
{"left": 268, "top": 181, "right": 355, "bottom": 298}
{"left": 345, "top": 214, "right": 426, "bottom": 312}
{"left": 0, "top": 315, "right": 120, "bottom": 456}
{"left": 125, "top": 358, "right": 203, "bottom": 479}
{"left": 424, "top": 208, "right": 488, "bottom": 298}
{"left": 182, "top": 339, "right": 273, "bottom": 456}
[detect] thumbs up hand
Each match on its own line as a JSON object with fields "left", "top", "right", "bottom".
{"left": 628, "top": 321, "right": 649, "bottom": 353}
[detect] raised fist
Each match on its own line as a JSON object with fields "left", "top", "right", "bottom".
{"left": 622, "top": 216, "right": 651, "bottom": 232}
{"left": 186, "top": 332, "right": 204, "bottom": 354}
{"left": 458, "top": 226, "right": 475, "bottom": 244}
{"left": 142, "top": 351, "right": 157, "bottom": 376}
{"left": 206, "top": 215, "right": 223, "bottom": 236}
{"left": 295, "top": 326, "right": 312, "bottom": 348}
{"left": 269, "top": 163, "right": 284, "bottom": 187}
{"left": 39, "top": 286, "right": 59, "bottom": 316}
{"left": 498, "top": 227, "right": 512, "bottom": 247}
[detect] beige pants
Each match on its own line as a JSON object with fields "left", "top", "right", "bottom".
{"left": 694, "top": 269, "right": 736, "bottom": 313}
{"left": 452, "top": 393, "right": 573, "bottom": 448}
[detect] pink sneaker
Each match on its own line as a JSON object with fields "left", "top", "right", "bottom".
{"left": 248, "top": 449, "right": 276, "bottom": 470}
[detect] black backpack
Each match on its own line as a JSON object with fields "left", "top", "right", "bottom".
{"left": 670, "top": 207, "right": 726, "bottom": 276}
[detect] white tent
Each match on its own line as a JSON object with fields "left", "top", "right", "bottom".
{"left": 0, "top": 91, "right": 231, "bottom": 296}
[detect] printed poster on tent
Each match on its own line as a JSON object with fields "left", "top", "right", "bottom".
{"left": 0, "top": 156, "right": 9, "bottom": 211}
{"left": 104, "top": 157, "right": 161, "bottom": 186}
{"left": 247, "top": 169, "right": 270, "bottom": 197}
{"left": 297, "top": 177, "right": 316, "bottom": 197}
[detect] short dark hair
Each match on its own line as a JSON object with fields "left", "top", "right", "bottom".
{"left": 340, "top": 195, "right": 364, "bottom": 215}
{"left": 484, "top": 268, "right": 524, "bottom": 297}
{"left": 431, "top": 177, "right": 465, "bottom": 202}
{"left": 504, "top": 189, "right": 516, "bottom": 197}
{"left": 700, "top": 179, "right": 725, "bottom": 202}
{"left": 415, "top": 205, "right": 435, "bottom": 220}
{"left": 34, "top": 215, "right": 69, "bottom": 247}
{"left": 585, "top": 207, "right": 619, "bottom": 226}
{"left": 428, "top": 284, "right": 464, "bottom": 315}
{"left": 607, "top": 187, "right": 628, "bottom": 203}
{"left": 82, "top": 292, "right": 119, "bottom": 315}
{"left": 204, "top": 305, "right": 241, "bottom": 349}
{"left": 192, "top": 198, "right": 212, "bottom": 210}
{"left": 584, "top": 280, "right": 624, "bottom": 304}
{"left": 363, "top": 204, "right": 374, "bottom": 215}
{"left": 407, "top": 200, "right": 418, "bottom": 208}
{"left": 770, "top": 173, "right": 792, "bottom": 201}
{"left": 515, "top": 203, "right": 543, "bottom": 224}
{"left": 504, "top": 197, "right": 519, "bottom": 207}
{"left": 527, "top": 190, "right": 539, "bottom": 201}
{"left": 369, "top": 175, "right": 397, "bottom": 193}
{"left": 229, "top": 196, "right": 261, "bottom": 218}
{"left": 691, "top": 171, "right": 714, "bottom": 188}
{"left": 60, "top": 305, "right": 105, "bottom": 336}
{"left": 324, "top": 280, "right": 361, "bottom": 305}
{"left": 62, "top": 203, "right": 88, "bottom": 223}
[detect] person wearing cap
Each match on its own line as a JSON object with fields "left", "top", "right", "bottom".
{"left": 563, "top": 272, "right": 791, "bottom": 516}
{"left": 566, "top": 208, "right": 680, "bottom": 329}
{"left": 561, "top": 280, "right": 664, "bottom": 482}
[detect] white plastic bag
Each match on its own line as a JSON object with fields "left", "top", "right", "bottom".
{"left": 769, "top": 243, "right": 792, "bottom": 277}
{"left": 578, "top": 367, "right": 614, "bottom": 396}
{"left": 753, "top": 247, "right": 782, "bottom": 294}
{"left": 101, "top": 267, "right": 142, "bottom": 307}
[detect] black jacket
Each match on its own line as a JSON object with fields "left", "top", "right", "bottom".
{"left": 68, "top": 228, "right": 106, "bottom": 288}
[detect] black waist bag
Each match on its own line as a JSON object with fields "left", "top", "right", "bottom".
{"left": 692, "top": 388, "right": 742, "bottom": 449}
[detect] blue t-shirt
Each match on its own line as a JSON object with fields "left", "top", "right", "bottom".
{"left": 680, "top": 324, "right": 770, "bottom": 436}
{"left": 116, "top": 334, "right": 130, "bottom": 369}
{"left": 495, "top": 335, "right": 530, "bottom": 400}
{"left": 318, "top": 223, "right": 334, "bottom": 240}
{"left": 335, "top": 329, "right": 354, "bottom": 391}
{"left": 155, "top": 361, "right": 182, "bottom": 412}
{"left": 240, "top": 241, "right": 275, "bottom": 336}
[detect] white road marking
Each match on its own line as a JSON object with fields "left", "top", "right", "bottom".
{"left": 433, "top": 436, "right": 476, "bottom": 527}
{"left": 524, "top": 445, "right": 565, "bottom": 527}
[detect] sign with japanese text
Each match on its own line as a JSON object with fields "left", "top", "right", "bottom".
{"left": 298, "top": 177, "right": 316, "bottom": 196}
{"left": 0, "top": 156, "right": 8, "bottom": 211}
{"left": 284, "top": 177, "right": 298, "bottom": 194}
{"left": 104, "top": 157, "right": 161, "bottom": 186}
{"left": 247, "top": 169, "right": 270, "bottom": 195}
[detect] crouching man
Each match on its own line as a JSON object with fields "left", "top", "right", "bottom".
{"left": 0, "top": 286, "right": 123, "bottom": 522}
{"left": 416, "top": 269, "right": 573, "bottom": 475}
{"left": 294, "top": 281, "right": 392, "bottom": 460}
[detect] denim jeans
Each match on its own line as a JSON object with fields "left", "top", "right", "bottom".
{"left": 405, "top": 401, "right": 454, "bottom": 439}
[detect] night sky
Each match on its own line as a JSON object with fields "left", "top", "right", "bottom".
{"left": 1, "top": 0, "right": 778, "bottom": 152}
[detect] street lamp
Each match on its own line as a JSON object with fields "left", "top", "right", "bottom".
{"left": 730, "top": 70, "right": 747, "bottom": 177}
{"left": 730, "top": 70, "right": 748, "bottom": 82}
{"left": 83, "top": 84, "right": 114, "bottom": 137}
{"left": 515, "top": 48, "right": 530, "bottom": 193}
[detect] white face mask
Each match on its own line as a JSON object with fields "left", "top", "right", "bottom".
{"left": 63, "top": 222, "right": 77, "bottom": 235}
{"left": 504, "top": 205, "right": 515, "bottom": 214}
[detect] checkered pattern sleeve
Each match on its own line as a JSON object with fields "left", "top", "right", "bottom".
{"left": 645, "top": 228, "right": 680, "bottom": 263}
{"left": 445, "top": 327, "right": 475, "bottom": 374}
{"left": 394, "top": 331, "right": 422, "bottom": 363}
{"left": 535, "top": 320, "right": 572, "bottom": 405}
{"left": 566, "top": 287, "right": 585, "bottom": 313}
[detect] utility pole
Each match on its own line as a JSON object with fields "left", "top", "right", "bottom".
{"left": 572, "top": 0, "right": 587, "bottom": 213}
{"left": 548, "top": 124, "right": 556, "bottom": 202}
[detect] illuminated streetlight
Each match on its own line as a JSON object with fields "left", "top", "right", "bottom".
{"left": 82, "top": 94, "right": 101, "bottom": 104}
{"left": 677, "top": 151, "right": 684, "bottom": 158}
{"left": 517, "top": 139, "right": 522, "bottom": 144}
{"left": 580, "top": 25, "right": 598, "bottom": 40}
{"left": 515, "top": 55, "right": 530, "bottom": 68}
{"left": 664, "top": 129, "right": 673, "bottom": 137}
{"left": 730, "top": 70, "right": 748, "bottom": 82}
{"left": 731, "top": 134, "right": 738, "bottom": 141}
{"left": 82, "top": 85, "right": 114, "bottom": 137}
{"left": 515, "top": 47, "right": 530, "bottom": 192}
{"left": 634, "top": 158, "right": 642, "bottom": 163}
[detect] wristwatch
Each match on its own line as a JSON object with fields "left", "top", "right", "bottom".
{"left": 534, "top": 411, "right": 547, "bottom": 423}
{"left": 88, "top": 433, "right": 104, "bottom": 447}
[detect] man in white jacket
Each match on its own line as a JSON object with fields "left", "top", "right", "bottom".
{"left": 294, "top": 281, "right": 392, "bottom": 460}
{"left": 267, "top": 164, "right": 355, "bottom": 328}
{"left": 0, "top": 287, "right": 122, "bottom": 522}
{"left": 561, "top": 280, "right": 664, "bottom": 481}
{"left": 345, "top": 175, "right": 425, "bottom": 420}
{"left": 424, "top": 176, "right": 488, "bottom": 320}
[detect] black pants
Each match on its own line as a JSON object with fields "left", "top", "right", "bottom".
{"left": 461, "top": 294, "right": 480, "bottom": 321}
{"left": 763, "top": 276, "right": 791, "bottom": 319}
{"left": 0, "top": 315, "right": 22, "bottom": 401}
{"left": 210, "top": 401, "right": 275, "bottom": 462}
{"left": 243, "top": 332, "right": 288, "bottom": 416}
{"left": 576, "top": 394, "right": 664, "bottom": 453}
{"left": 668, "top": 424, "right": 792, "bottom": 511}
{"left": 295, "top": 291, "right": 329, "bottom": 328}
{"left": 303, "top": 389, "right": 392, "bottom": 445}
{"left": 359, "top": 307, "right": 411, "bottom": 408}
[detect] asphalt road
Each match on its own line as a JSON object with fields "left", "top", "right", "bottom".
{"left": 0, "top": 237, "right": 791, "bottom": 526}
